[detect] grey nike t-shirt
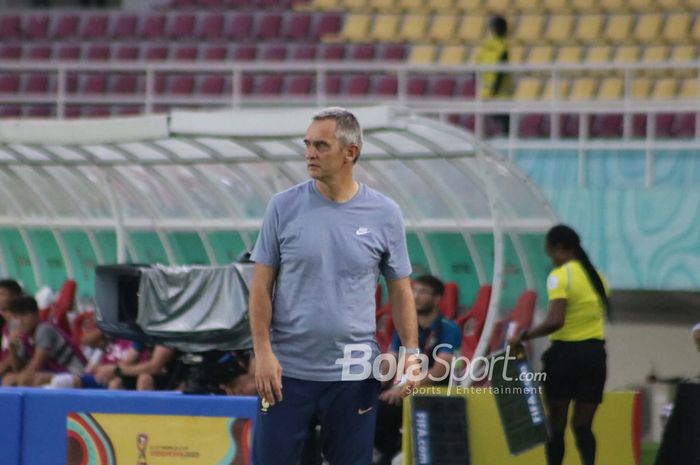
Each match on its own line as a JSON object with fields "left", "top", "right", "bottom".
{"left": 251, "top": 180, "right": 412, "bottom": 381}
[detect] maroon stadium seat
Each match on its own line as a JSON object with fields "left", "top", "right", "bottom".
{"left": 239, "top": 75, "right": 254, "bottom": 95}
{"left": 53, "top": 15, "right": 80, "bottom": 40}
{"left": 325, "top": 75, "right": 342, "bottom": 95}
{"left": 169, "top": 14, "right": 196, "bottom": 39}
{"left": 112, "top": 74, "right": 139, "bottom": 94}
{"left": 459, "top": 79, "right": 476, "bottom": 98}
{"left": 0, "top": 105, "right": 22, "bottom": 118}
{"left": 381, "top": 44, "right": 406, "bottom": 61}
{"left": 284, "top": 13, "right": 311, "bottom": 41}
{"left": 347, "top": 75, "right": 370, "bottom": 95}
{"left": 81, "top": 15, "right": 109, "bottom": 40}
{"left": 169, "top": 75, "right": 195, "bottom": 95}
{"left": 26, "top": 106, "right": 52, "bottom": 118}
{"left": 117, "top": 105, "right": 142, "bottom": 116}
{"left": 201, "top": 0, "right": 227, "bottom": 7}
{"left": 257, "top": 14, "right": 282, "bottom": 41}
{"left": 197, "top": 14, "right": 225, "bottom": 40}
{"left": 351, "top": 44, "right": 375, "bottom": 61}
{"left": 0, "top": 15, "right": 22, "bottom": 40}
{"left": 261, "top": 45, "right": 287, "bottom": 61}
{"left": 86, "top": 45, "right": 111, "bottom": 61}
{"left": 84, "top": 106, "right": 111, "bottom": 118}
{"left": 407, "top": 77, "right": 428, "bottom": 96}
{"left": 144, "top": 45, "right": 169, "bottom": 61}
{"left": 226, "top": 14, "right": 254, "bottom": 41}
{"left": 141, "top": 15, "right": 167, "bottom": 40}
{"left": 591, "top": 114, "right": 622, "bottom": 138}
{"left": 287, "top": 75, "right": 313, "bottom": 95}
{"left": 233, "top": 45, "right": 257, "bottom": 61}
{"left": 63, "top": 105, "right": 81, "bottom": 118}
{"left": 200, "top": 75, "right": 227, "bottom": 95}
{"left": 518, "top": 114, "right": 545, "bottom": 138}
{"left": 174, "top": 45, "right": 198, "bottom": 60}
{"left": 321, "top": 44, "right": 346, "bottom": 60}
{"left": 560, "top": 114, "right": 580, "bottom": 138}
{"left": 0, "top": 45, "right": 22, "bottom": 60}
{"left": 315, "top": 13, "right": 341, "bottom": 39}
{"left": 83, "top": 74, "right": 108, "bottom": 94}
{"left": 672, "top": 113, "right": 696, "bottom": 138}
{"left": 432, "top": 77, "right": 456, "bottom": 97}
{"left": 292, "top": 44, "right": 316, "bottom": 61}
{"left": 115, "top": 45, "right": 140, "bottom": 60}
{"left": 24, "top": 74, "right": 49, "bottom": 93}
{"left": 57, "top": 45, "right": 82, "bottom": 60}
{"left": 257, "top": 75, "right": 284, "bottom": 95}
{"left": 202, "top": 45, "right": 228, "bottom": 60}
{"left": 26, "top": 45, "right": 52, "bottom": 60}
{"left": 0, "top": 75, "right": 21, "bottom": 93}
{"left": 25, "top": 15, "right": 50, "bottom": 40}
{"left": 170, "top": 0, "right": 197, "bottom": 7}
{"left": 655, "top": 113, "right": 674, "bottom": 138}
{"left": 376, "top": 76, "right": 398, "bottom": 96}
{"left": 225, "top": 0, "right": 251, "bottom": 7}
{"left": 111, "top": 14, "right": 138, "bottom": 39}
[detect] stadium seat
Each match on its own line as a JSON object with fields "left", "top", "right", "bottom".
{"left": 111, "top": 14, "right": 138, "bottom": 39}
{"left": 613, "top": 45, "right": 639, "bottom": 62}
{"left": 670, "top": 45, "right": 696, "bottom": 62}
{"left": 597, "top": 77, "right": 624, "bottom": 100}
{"left": 428, "top": 15, "right": 458, "bottom": 43}
{"left": 488, "top": 290, "right": 536, "bottom": 353}
{"left": 292, "top": 44, "right": 317, "bottom": 60}
{"left": 81, "top": 15, "right": 109, "bottom": 40}
{"left": 407, "top": 76, "right": 429, "bottom": 96}
{"left": 509, "top": 46, "right": 525, "bottom": 63}
{"left": 233, "top": 45, "right": 257, "bottom": 61}
{"left": 557, "top": 46, "right": 582, "bottom": 63}
{"left": 256, "top": 75, "right": 284, "bottom": 95}
{"left": 112, "top": 74, "right": 139, "bottom": 94}
{"left": 202, "top": 45, "right": 229, "bottom": 60}
{"left": 168, "top": 13, "right": 196, "bottom": 40}
{"left": 25, "top": 15, "right": 50, "bottom": 40}
{"left": 57, "top": 45, "right": 82, "bottom": 60}
{"left": 679, "top": 78, "right": 699, "bottom": 99}
{"left": 24, "top": 73, "right": 49, "bottom": 93}
{"left": 200, "top": 75, "right": 227, "bottom": 95}
{"left": 26, "top": 106, "right": 52, "bottom": 118}
{"left": 53, "top": 14, "right": 80, "bottom": 40}
{"left": 591, "top": 114, "right": 623, "bottom": 138}
{"left": 428, "top": 0, "right": 454, "bottom": 12}
{"left": 261, "top": 45, "right": 287, "bottom": 61}
{"left": 641, "top": 45, "right": 668, "bottom": 63}
{"left": 197, "top": 14, "right": 225, "bottom": 40}
{"left": 369, "top": 15, "right": 400, "bottom": 42}
{"left": 334, "top": 14, "right": 371, "bottom": 42}
{"left": 287, "top": 75, "right": 314, "bottom": 95}
{"left": 432, "top": 77, "right": 457, "bottom": 97}
{"left": 381, "top": 44, "right": 406, "bottom": 61}
{"left": 397, "top": 0, "right": 424, "bottom": 11}
{"left": 628, "top": 0, "right": 652, "bottom": 11}
{"left": 141, "top": 14, "right": 167, "bottom": 40}
{"left": 376, "top": 75, "right": 398, "bottom": 95}
{"left": 600, "top": 0, "right": 626, "bottom": 12}
{"left": 408, "top": 45, "right": 436, "bottom": 64}
{"left": 438, "top": 45, "right": 467, "bottom": 65}
{"left": 456, "top": 15, "right": 485, "bottom": 44}
{"left": 144, "top": 45, "right": 169, "bottom": 60}
{"left": 40, "top": 279, "right": 76, "bottom": 336}
{"left": 346, "top": 75, "right": 371, "bottom": 95}
{"left": 115, "top": 45, "right": 140, "bottom": 60}
{"left": 671, "top": 113, "right": 696, "bottom": 138}
{"left": 226, "top": 13, "right": 254, "bottom": 41}
{"left": 662, "top": 13, "right": 691, "bottom": 44}
{"left": 569, "top": 78, "right": 597, "bottom": 100}
{"left": 0, "top": 105, "right": 22, "bottom": 118}
{"left": 315, "top": 13, "right": 342, "bottom": 40}
{"left": 541, "top": 0, "right": 567, "bottom": 11}
{"left": 543, "top": 79, "right": 570, "bottom": 100}
{"left": 604, "top": 15, "right": 633, "bottom": 44}
{"left": 454, "top": 0, "right": 481, "bottom": 13}
{"left": 632, "top": 77, "right": 652, "bottom": 99}
{"left": 544, "top": 15, "right": 574, "bottom": 44}
{"left": 513, "top": 15, "right": 545, "bottom": 44}
{"left": 514, "top": 77, "right": 542, "bottom": 100}
{"left": 83, "top": 74, "right": 108, "bottom": 94}
{"left": 86, "top": 45, "right": 111, "bottom": 61}
{"left": 651, "top": 78, "right": 677, "bottom": 100}
{"left": 528, "top": 46, "right": 553, "bottom": 63}
{"left": 518, "top": 114, "right": 546, "bottom": 138}
{"left": 397, "top": 14, "right": 429, "bottom": 43}
{"left": 573, "top": 15, "right": 603, "bottom": 44}
{"left": 26, "top": 45, "right": 52, "bottom": 60}
{"left": 456, "top": 285, "right": 492, "bottom": 360}
{"left": 284, "top": 13, "right": 312, "bottom": 41}
{"left": 174, "top": 46, "right": 198, "bottom": 60}
{"left": 0, "top": 45, "right": 21, "bottom": 60}
{"left": 585, "top": 45, "right": 612, "bottom": 63}
{"left": 458, "top": 78, "right": 476, "bottom": 98}
{"left": 168, "top": 75, "right": 195, "bottom": 95}
{"left": 321, "top": 44, "right": 346, "bottom": 60}
{"left": 438, "top": 282, "right": 459, "bottom": 319}
{"left": 257, "top": 14, "right": 283, "bottom": 40}
{"left": 0, "top": 75, "right": 21, "bottom": 93}
{"left": 571, "top": 0, "right": 597, "bottom": 12}
{"left": 350, "top": 44, "right": 375, "bottom": 60}
{"left": 0, "top": 15, "right": 22, "bottom": 40}
{"left": 325, "top": 75, "right": 343, "bottom": 95}
{"left": 633, "top": 14, "right": 662, "bottom": 44}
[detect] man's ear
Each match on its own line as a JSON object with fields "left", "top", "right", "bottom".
{"left": 344, "top": 145, "right": 358, "bottom": 164}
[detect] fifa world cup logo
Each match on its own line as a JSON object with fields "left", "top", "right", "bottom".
{"left": 136, "top": 434, "right": 148, "bottom": 465}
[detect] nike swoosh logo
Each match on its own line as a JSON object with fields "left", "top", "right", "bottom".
{"left": 357, "top": 407, "right": 373, "bottom": 415}
{"left": 355, "top": 227, "right": 370, "bottom": 236}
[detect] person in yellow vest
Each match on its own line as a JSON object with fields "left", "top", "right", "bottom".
{"left": 509, "top": 224, "right": 610, "bottom": 465}
{"left": 476, "top": 16, "right": 514, "bottom": 134}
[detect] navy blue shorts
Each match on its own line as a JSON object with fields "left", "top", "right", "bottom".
{"left": 253, "top": 376, "right": 379, "bottom": 465}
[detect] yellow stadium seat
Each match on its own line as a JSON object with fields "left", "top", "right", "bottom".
{"left": 600, "top": 0, "right": 627, "bottom": 12}
{"left": 679, "top": 79, "right": 699, "bottom": 99}
{"left": 658, "top": 0, "right": 684, "bottom": 9}
{"left": 343, "top": 0, "right": 369, "bottom": 10}
{"left": 641, "top": 46, "right": 668, "bottom": 63}
{"left": 557, "top": 46, "right": 583, "bottom": 63}
{"left": 508, "top": 45, "right": 525, "bottom": 63}
{"left": 438, "top": 45, "right": 467, "bottom": 65}
{"left": 572, "top": 0, "right": 598, "bottom": 13}
{"left": 633, "top": 14, "right": 662, "bottom": 44}
{"left": 311, "top": 0, "right": 341, "bottom": 10}
{"left": 545, "top": 15, "right": 575, "bottom": 44}
{"left": 613, "top": 45, "right": 639, "bottom": 63}
{"left": 574, "top": 15, "right": 603, "bottom": 44}
{"left": 692, "top": 15, "right": 700, "bottom": 44}
{"left": 455, "top": 0, "right": 482, "bottom": 12}
{"left": 604, "top": 15, "right": 633, "bottom": 44}
{"left": 334, "top": 14, "right": 372, "bottom": 42}
{"left": 408, "top": 44, "right": 436, "bottom": 63}
{"left": 543, "top": 79, "right": 570, "bottom": 100}
{"left": 456, "top": 16, "right": 486, "bottom": 44}
{"left": 627, "top": 0, "right": 652, "bottom": 12}
{"left": 368, "top": 0, "right": 396, "bottom": 10}
{"left": 369, "top": 15, "right": 400, "bottom": 42}
{"left": 397, "top": 0, "right": 425, "bottom": 11}
{"left": 541, "top": 0, "right": 569, "bottom": 12}
{"left": 486, "top": 0, "right": 511, "bottom": 14}
{"left": 670, "top": 45, "right": 696, "bottom": 62}
{"left": 597, "top": 77, "right": 624, "bottom": 99}
{"left": 632, "top": 77, "right": 652, "bottom": 98}
{"left": 513, "top": 0, "right": 538, "bottom": 12}
{"left": 662, "top": 13, "right": 692, "bottom": 44}
{"left": 429, "top": 0, "right": 455, "bottom": 11}
{"left": 514, "top": 77, "right": 542, "bottom": 100}
{"left": 398, "top": 14, "right": 429, "bottom": 42}
{"left": 586, "top": 45, "right": 612, "bottom": 63}
{"left": 651, "top": 78, "right": 678, "bottom": 99}
{"left": 428, "top": 15, "right": 458, "bottom": 43}
{"left": 513, "top": 15, "right": 545, "bottom": 44}
{"left": 528, "top": 45, "right": 554, "bottom": 63}
{"left": 568, "top": 77, "right": 597, "bottom": 100}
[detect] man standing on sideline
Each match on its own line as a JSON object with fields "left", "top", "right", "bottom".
{"left": 249, "top": 107, "right": 419, "bottom": 465}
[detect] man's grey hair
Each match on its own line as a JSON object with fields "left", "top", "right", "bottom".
{"left": 313, "top": 107, "right": 363, "bottom": 160}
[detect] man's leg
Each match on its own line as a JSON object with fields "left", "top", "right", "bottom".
{"left": 318, "top": 378, "right": 379, "bottom": 465}
{"left": 253, "top": 377, "right": 318, "bottom": 465}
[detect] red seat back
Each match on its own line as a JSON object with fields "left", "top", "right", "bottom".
{"left": 456, "top": 284, "right": 492, "bottom": 359}
{"left": 438, "top": 282, "right": 459, "bottom": 318}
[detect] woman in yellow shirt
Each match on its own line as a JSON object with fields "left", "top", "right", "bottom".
{"left": 509, "top": 224, "right": 609, "bottom": 465}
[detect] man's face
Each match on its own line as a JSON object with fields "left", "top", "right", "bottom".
{"left": 0, "top": 288, "right": 15, "bottom": 314}
{"left": 413, "top": 282, "right": 440, "bottom": 316}
{"left": 303, "top": 119, "right": 354, "bottom": 181}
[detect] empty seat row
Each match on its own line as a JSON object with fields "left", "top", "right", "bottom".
{"left": 308, "top": 0, "right": 700, "bottom": 14}
{"left": 334, "top": 12, "right": 700, "bottom": 45}
{"left": 0, "top": 12, "right": 341, "bottom": 42}
{"left": 168, "top": 0, "right": 299, "bottom": 9}
{"left": 513, "top": 76, "right": 698, "bottom": 100}
{"left": 0, "top": 42, "right": 407, "bottom": 62}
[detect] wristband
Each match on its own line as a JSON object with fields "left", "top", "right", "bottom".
{"left": 403, "top": 347, "right": 421, "bottom": 356}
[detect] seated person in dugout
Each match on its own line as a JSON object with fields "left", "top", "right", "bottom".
{"left": 95, "top": 344, "right": 178, "bottom": 391}
{"left": 2, "top": 295, "right": 87, "bottom": 387}
{"left": 374, "top": 275, "right": 461, "bottom": 465}
{"left": 0, "top": 279, "right": 24, "bottom": 378}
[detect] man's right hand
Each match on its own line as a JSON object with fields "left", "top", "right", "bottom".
{"left": 255, "top": 350, "right": 283, "bottom": 406}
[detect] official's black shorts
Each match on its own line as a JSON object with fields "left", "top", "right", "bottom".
{"left": 542, "top": 339, "right": 607, "bottom": 404}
